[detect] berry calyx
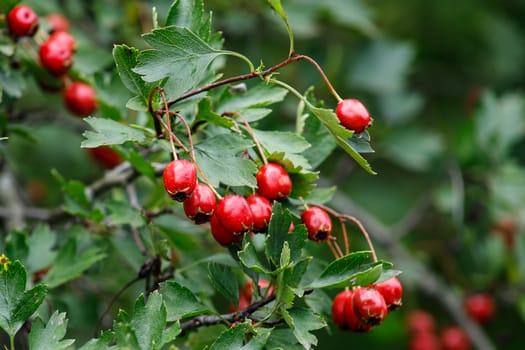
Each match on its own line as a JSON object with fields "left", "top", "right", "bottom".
{"left": 352, "top": 287, "right": 388, "bottom": 326}
{"left": 87, "top": 146, "right": 122, "bottom": 169}
{"left": 45, "top": 13, "right": 70, "bottom": 33}
{"left": 7, "top": 5, "right": 39, "bottom": 38}
{"left": 39, "top": 37, "right": 74, "bottom": 75}
{"left": 335, "top": 99, "right": 372, "bottom": 133}
{"left": 64, "top": 82, "right": 97, "bottom": 117}
{"left": 441, "top": 326, "right": 471, "bottom": 350}
{"left": 246, "top": 194, "right": 272, "bottom": 233}
{"left": 371, "top": 277, "right": 403, "bottom": 311}
{"left": 301, "top": 207, "right": 332, "bottom": 242}
{"left": 183, "top": 183, "right": 216, "bottom": 224}
{"left": 256, "top": 162, "right": 292, "bottom": 200}
{"left": 210, "top": 213, "right": 238, "bottom": 246}
{"left": 215, "top": 195, "right": 253, "bottom": 235}
{"left": 162, "top": 159, "right": 197, "bottom": 202}
{"left": 464, "top": 293, "right": 495, "bottom": 324}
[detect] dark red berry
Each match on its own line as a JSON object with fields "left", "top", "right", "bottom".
{"left": 335, "top": 99, "right": 372, "bottom": 133}
{"left": 301, "top": 207, "right": 332, "bottom": 242}
{"left": 49, "top": 31, "right": 76, "bottom": 51}
{"left": 343, "top": 289, "right": 374, "bottom": 332}
{"left": 183, "top": 183, "right": 216, "bottom": 224}
{"left": 352, "top": 287, "right": 388, "bottom": 326}
{"left": 332, "top": 290, "right": 352, "bottom": 330}
{"left": 45, "top": 13, "right": 69, "bottom": 33}
{"left": 64, "top": 82, "right": 97, "bottom": 117}
{"left": 371, "top": 277, "right": 403, "bottom": 311}
{"left": 7, "top": 5, "right": 39, "bottom": 38}
{"left": 441, "top": 326, "right": 471, "bottom": 350}
{"left": 256, "top": 162, "right": 292, "bottom": 200}
{"left": 464, "top": 293, "right": 495, "bottom": 324}
{"left": 215, "top": 195, "right": 253, "bottom": 235}
{"left": 406, "top": 310, "right": 436, "bottom": 334}
{"left": 210, "top": 213, "right": 238, "bottom": 246}
{"left": 246, "top": 194, "right": 272, "bottom": 233}
{"left": 162, "top": 159, "right": 197, "bottom": 202}
{"left": 409, "top": 331, "right": 441, "bottom": 350}
{"left": 87, "top": 146, "right": 122, "bottom": 169}
{"left": 39, "top": 37, "right": 73, "bottom": 75}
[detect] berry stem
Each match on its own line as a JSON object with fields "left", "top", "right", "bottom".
{"left": 342, "top": 214, "right": 378, "bottom": 262}
{"left": 339, "top": 218, "right": 350, "bottom": 256}
{"left": 223, "top": 111, "right": 268, "bottom": 165}
{"left": 326, "top": 238, "right": 342, "bottom": 259}
{"left": 293, "top": 54, "right": 342, "bottom": 102}
{"left": 158, "top": 88, "right": 178, "bottom": 160}
{"left": 147, "top": 87, "right": 166, "bottom": 138}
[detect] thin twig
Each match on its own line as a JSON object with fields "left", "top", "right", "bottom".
{"left": 223, "top": 111, "right": 268, "bottom": 165}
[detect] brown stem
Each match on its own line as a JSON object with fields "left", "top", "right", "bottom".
{"left": 341, "top": 214, "right": 378, "bottom": 262}
{"left": 339, "top": 218, "right": 350, "bottom": 255}
{"left": 326, "top": 239, "right": 342, "bottom": 259}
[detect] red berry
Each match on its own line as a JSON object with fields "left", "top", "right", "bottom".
{"left": 183, "top": 183, "right": 216, "bottom": 224}
{"left": 409, "top": 331, "right": 441, "bottom": 350}
{"left": 352, "top": 287, "right": 388, "bottom": 326}
{"left": 7, "top": 5, "right": 39, "bottom": 38}
{"left": 441, "top": 326, "right": 471, "bottom": 350}
{"left": 371, "top": 277, "right": 403, "bottom": 311}
{"left": 39, "top": 37, "right": 74, "bottom": 75}
{"left": 332, "top": 290, "right": 352, "bottom": 330}
{"left": 343, "top": 289, "right": 374, "bottom": 332}
{"left": 49, "top": 31, "right": 76, "bottom": 51}
{"left": 406, "top": 310, "right": 436, "bottom": 334}
{"left": 210, "top": 213, "right": 238, "bottom": 246}
{"left": 464, "top": 293, "right": 495, "bottom": 324}
{"left": 45, "top": 13, "right": 69, "bottom": 33}
{"left": 301, "top": 207, "right": 332, "bottom": 242}
{"left": 335, "top": 99, "right": 372, "bottom": 133}
{"left": 256, "top": 162, "right": 292, "bottom": 200}
{"left": 162, "top": 159, "right": 197, "bottom": 202}
{"left": 87, "top": 146, "right": 122, "bottom": 169}
{"left": 246, "top": 194, "right": 272, "bottom": 233}
{"left": 64, "top": 82, "right": 97, "bottom": 117}
{"left": 215, "top": 195, "right": 253, "bottom": 235}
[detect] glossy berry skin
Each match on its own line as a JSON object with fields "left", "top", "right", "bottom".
{"left": 49, "top": 31, "right": 76, "bottom": 51}
{"left": 87, "top": 146, "right": 122, "bottom": 169}
{"left": 210, "top": 213, "right": 238, "bottom": 246}
{"left": 335, "top": 99, "right": 372, "bottom": 133}
{"left": 406, "top": 310, "right": 436, "bottom": 334}
{"left": 371, "top": 277, "right": 403, "bottom": 311}
{"left": 216, "top": 195, "right": 253, "bottom": 234}
{"left": 7, "top": 5, "right": 39, "bottom": 38}
{"left": 464, "top": 293, "right": 495, "bottom": 324}
{"left": 409, "top": 332, "right": 441, "bottom": 350}
{"left": 45, "top": 13, "right": 69, "bottom": 33}
{"left": 441, "top": 326, "right": 471, "bottom": 350}
{"left": 39, "top": 37, "right": 73, "bottom": 75}
{"left": 352, "top": 287, "right": 388, "bottom": 326}
{"left": 332, "top": 290, "right": 353, "bottom": 330}
{"left": 183, "top": 183, "right": 216, "bottom": 224}
{"left": 247, "top": 194, "right": 272, "bottom": 233}
{"left": 256, "top": 163, "right": 292, "bottom": 200}
{"left": 64, "top": 82, "right": 97, "bottom": 117}
{"left": 162, "top": 159, "right": 197, "bottom": 202}
{"left": 301, "top": 207, "right": 332, "bottom": 242}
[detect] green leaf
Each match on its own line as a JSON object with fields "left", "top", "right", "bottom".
{"left": 0, "top": 65, "right": 25, "bottom": 98}
{"left": 303, "top": 187, "right": 336, "bottom": 205}
{"left": 196, "top": 97, "right": 236, "bottom": 128}
{"left": 0, "top": 0, "right": 19, "bottom": 14}
{"left": 266, "top": 0, "right": 294, "bottom": 56}
{"left": 265, "top": 202, "right": 293, "bottom": 268}
{"left": 28, "top": 311, "right": 75, "bottom": 350}
{"left": 25, "top": 225, "right": 56, "bottom": 273}
{"left": 282, "top": 307, "right": 326, "bottom": 349}
{"left": 131, "top": 292, "right": 167, "bottom": 350}
{"left": 82, "top": 117, "right": 146, "bottom": 148}
{"left": 252, "top": 129, "right": 311, "bottom": 169}
{"left": 301, "top": 113, "right": 337, "bottom": 169}
{"left": 304, "top": 251, "right": 391, "bottom": 289}
{"left": 124, "top": 147, "right": 156, "bottom": 180}
{"left": 334, "top": 136, "right": 376, "bottom": 175}
{"left": 5, "top": 230, "right": 28, "bottom": 264}
{"left": 160, "top": 280, "right": 210, "bottom": 322}
{"left": 105, "top": 199, "right": 145, "bottom": 229}
{"left": 240, "top": 328, "right": 271, "bottom": 350}
{"left": 113, "top": 44, "right": 157, "bottom": 111}
{"left": 239, "top": 241, "right": 271, "bottom": 274}
{"left": 265, "top": 329, "right": 303, "bottom": 350}
{"left": 194, "top": 133, "right": 257, "bottom": 187}
{"left": 166, "top": 0, "right": 213, "bottom": 42}
{"left": 208, "top": 262, "right": 239, "bottom": 305}
{"left": 209, "top": 323, "right": 249, "bottom": 350}
{"left": 43, "top": 239, "right": 106, "bottom": 288}
{"left": 77, "top": 331, "right": 114, "bottom": 350}
{"left": 113, "top": 310, "right": 141, "bottom": 350}
{"left": 0, "top": 260, "right": 47, "bottom": 338}
{"left": 217, "top": 84, "right": 288, "bottom": 115}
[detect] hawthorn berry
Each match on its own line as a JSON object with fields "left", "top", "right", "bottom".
{"left": 45, "top": 13, "right": 70, "bottom": 33}
{"left": 256, "top": 162, "right": 292, "bottom": 200}
{"left": 87, "top": 146, "right": 122, "bottom": 169}
{"left": 301, "top": 207, "right": 332, "bottom": 242}
{"left": 409, "top": 331, "right": 441, "bottom": 350}
{"left": 215, "top": 195, "right": 253, "bottom": 234}
{"left": 441, "top": 326, "right": 471, "bottom": 350}
{"left": 371, "top": 277, "right": 403, "bottom": 311}
{"left": 343, "top": 289, "right": 374, "bottom": 332}
{"left": 352, "top": 287, "right": 388, "bottom": 326}
{"left": 49, "top": 31, "right": 76, "bottom": 51}
{"left": 246, "top": 194, "right": 272, "bottom": 233}
{"left": 335, "top": 99, "right": 372, "bottom": 133}
{"left": 332, "top": 290, "right": 353, "bottom": 330}
{"left": 406, "top": 310, "right": 436, "bottom": 334}
{"left": 210, "top": 213, "right": 238, "bottom": 246}
{"left": 64, "top": 82, "right": 97, "bottom": 117}
{"left": 39, "top": 36, "right": 74, "bottom": 75}
{"left": 464, "top": 293, "right": 495, "bottom": 324}
{"left": 162, "top": 159, "right": 197, "bottom": 202}
{"left": 7, "top": 5, "right": 39, "bottom": 38}
{"left": 183, "top": 183, "right": 216, "bottom": 224}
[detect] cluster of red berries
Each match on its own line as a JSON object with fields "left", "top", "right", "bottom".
{"left": 332, "top": 277, "right": 402, "bottom": 333}
{"left": 6, "top": 4, "right": 97, "bottom": 117}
